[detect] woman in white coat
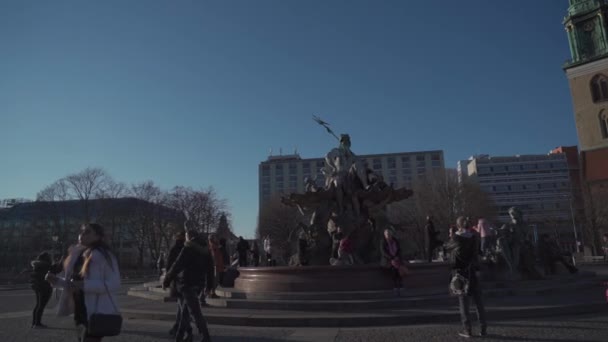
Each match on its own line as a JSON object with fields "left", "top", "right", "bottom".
{"left": 46, "top": 223, "right": 121, "bottom": 342}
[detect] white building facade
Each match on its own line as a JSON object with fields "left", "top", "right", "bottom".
{"left": 259, "top": 150, "right": 445, "bottom": 206}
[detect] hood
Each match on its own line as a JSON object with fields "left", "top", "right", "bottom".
{"left": 31, "top": 260, "right": 50, "bottom": 269}
{"left": 456, "top": 230, "right": 475, "bottom": 238}
{"left": 185, "top": 239, "right": 209, "bottom": 255}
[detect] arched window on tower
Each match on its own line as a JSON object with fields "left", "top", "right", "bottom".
{"left": 600, "top": 110, "right": 608, "bottom": 139}
{"left": 590, "top": 74, "right": 608, "bottom": 102}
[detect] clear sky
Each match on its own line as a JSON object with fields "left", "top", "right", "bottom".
{"left": 0, "top": 1, "right": 578, "bottom": 238}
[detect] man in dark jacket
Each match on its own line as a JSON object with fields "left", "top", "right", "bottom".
{"left": 166, "top": 231, "right": 185, "bottom": 337}
{"left": 426, "top": 216, "right": 442, "bottom": 262}
{"left": 236, "top": 236, "right": 250, "bottom": 267}
{"left": 444, "top": 216, "right": 487, "bottom": 338}
{"left": 163, "top": 229, "right": 214, "bottom": 342}
{"left": 30, "top": 252, "right": 62, "bottom": 328}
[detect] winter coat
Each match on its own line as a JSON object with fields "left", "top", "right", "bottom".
{"left": 164, "top": 237, "right": 215, "bottom": 291}
{"left": 167, "top": 240, "right": 185, "bottom": 271}
{"left": 237, "top": 239, "right": 250, "bottom": 254}
{"left": 30, "top": 260, "right": 61, "bottom": 291}
{"left": 444, "top": 230, "right": 479, "bottom": 272}
{"left": 53, "top": 245, "right": 121, "bottom": 320}
{"left": 209, "top": 242, "right": 225, "bottom": 273}
{"left": 380, "top": 237, "right": 401, "bottom": 268}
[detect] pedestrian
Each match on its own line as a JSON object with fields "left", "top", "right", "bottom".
{"left": 167, "top": 231, "right": 186, "bottom": 338}
{"left": 236, "top": 236, "right": 249, "bottom": 267}
{"left": 207, "top": 234, "right": 224, "bottom": 297}
{"left": 425, "top": 215, "right": 442, "bottom": 262}
{"left": 445, "top": 216, "right": 487, "bottom": 338}
{"left": 46, "top": 223, "right": 121, "bottom": 342}
{"left": 263, "top": 235, "right": 273, "bottom": 266}
{"left": 157, "top": 252, "right": 166, "bottom": 276}
{"left": 331, "top": 227, "right": 344, "bottom": 260}
{"left": 381, "top": 229, "right": 407, "bottom": 297}
{"left": 218, "top": 238, "right": 230, "bottom": 270}
{"left": 251, "top": 242, "right": 260, "bottom": 267}
{"left": 539, "top": 234, "right": 578, "bottom": 275}
{"left": 297, "top": 230, "right": 309, "bottom": 266}
{"left": 602, "top": 234, "right": 608, "bottom": 262}
{"left": 163, "top": 229, "right": 214, "bottom": 342}
{"left": 30, "top": 251, "right": 62, "bottom": 328}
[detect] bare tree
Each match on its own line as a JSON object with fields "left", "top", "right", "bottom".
{"left": 64, "top": 167, "right": 112, "bottom": 222}
{"left": 165, "top": 186, "right": 227, "bottom": 235}
{"left": 256, "top": 196, "right": 303, "bottom": 264}
{"left": 388, "top": 170, "right": 497, "bottom": 259}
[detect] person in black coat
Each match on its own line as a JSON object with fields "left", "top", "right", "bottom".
{"left": 425, "top": 216, "right": 442, "bottom": 262}
{"left": 163, "top": 229, "right": 214, "bottom": 342}
{"left": 380, "top": 229, "right": 404, "bottom": 296}
{"left": 30, "top": 251, "right": 62, "bottom": 328}
{"left": 166, "top": 231, "right": 185, "bottom": 338}
{"left": 444, "top": 216, "right": 487, "bottom": 338}
{"left": 236, "top": 236, "right": 250, "bottom": 267}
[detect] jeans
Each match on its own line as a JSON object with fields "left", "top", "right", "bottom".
{"left": 32, "top": 286, "right": 52, "bottom": 325}
{"left": 458, "top": 274, "right": 487, "bottom": 331}
{"left": 176, "top": 286, "right": 210, "bottom": 341}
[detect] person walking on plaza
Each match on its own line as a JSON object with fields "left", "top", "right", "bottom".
{"left": 476, "top": 218, "right": 492, "bottom": 256}
{"left": 539, "top": 234, "right": 578, "bottom": 275}
{"left": 167, "top": 231, "right": 186, "bottom": 337}
{"left": 157, "top": 252, "right": 166, "bottom": 276}
{"left": 445, "top": 216, "right": 487, "bottom": 338}
{"left": 236, "top": 236, "right": 250, "bottom": 267}
{"left": 602, "top": 234, "right": 608, "bottom": 262}
{"left": 163, "top": 229, "right": 214, "bottom": 342}
{"left": 251, "top": 241, "right": 260, "bottom": 267}
{"left": 207, "top": 234, "right": 224, "bottom": 297}
{"left": 263, "top": 235, "right": 273, "bottom": 266}
{"left": 331, "top": 227, "right": 344, "bottom": 260}
{"left": 30, "top": 251, "right": 62, "bottom": 328}
{"left": 381, "top": 229, "right": 407, "bottom": 297}
{"left": 46, "top": 223, "right": 122, "bottom": 342}
{"left": 425, "top": 215, "right": 442, "bottom": 262}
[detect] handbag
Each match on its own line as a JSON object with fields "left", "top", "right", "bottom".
{"left": 87, "top": 269, "right": 122, "bottom": 336}
{"left": 449, "top": 267, "right": 471, "bottom": 296}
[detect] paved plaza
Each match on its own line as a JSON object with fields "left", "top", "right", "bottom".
{"left": 0, "top": 267, "right": 607, "bottom": 342}
{"left": 1, "top": 309, "right": 608, "bottom": 342}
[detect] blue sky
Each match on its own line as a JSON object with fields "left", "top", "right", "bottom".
{"left": 0, "top": 1, "right": 577, "bottom": 238}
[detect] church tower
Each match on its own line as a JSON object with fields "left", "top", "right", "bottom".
{"left": 563, "top": 0, "right": 608, "bottom": 246}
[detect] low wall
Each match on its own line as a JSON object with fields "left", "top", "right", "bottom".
{"left": 234, "top": 262, "right": 451, "bottom": 293}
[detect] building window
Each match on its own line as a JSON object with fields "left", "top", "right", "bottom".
{"left": 431, "top": 160, "right": 441, "bottom": 168}
{"left": 431, "top": 154, "right": 441, "bottom": 161}
{"left": 591, "top": 74, "right": 608, "bottom": 102}
{"left": 289, "top": 163, "right": 297, "bottom": 175}
{"left": 262, "top": 165, "right": 270, "bottom": 176}
{"left": 373, "top": 158, "right": 382, "bottom": 170}
{"left": 387, "top": 157, "right": 396, "bottom": 169}
{"left": 600, "top": 110, "right": 608, "bottom": 139}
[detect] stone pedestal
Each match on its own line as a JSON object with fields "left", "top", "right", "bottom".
{"left": 234, "top": 262, "right": 451, "bottom": 293}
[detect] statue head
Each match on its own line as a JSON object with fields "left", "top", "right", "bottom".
{"left": 508, "top": 207, "right": 523, "bottom": 222}
{"left": 339, "top": 134, "right": 351, "bottom": 149}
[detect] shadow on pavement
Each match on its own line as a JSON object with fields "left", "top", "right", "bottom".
{"left": 491, "top": 322, "right": 605, "bottom": 331}
{"left": 482, "top": 335, "right": 602, "bottom": 342}
{"left": 120, "top": 329, "right": 288, "bottom": 341}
